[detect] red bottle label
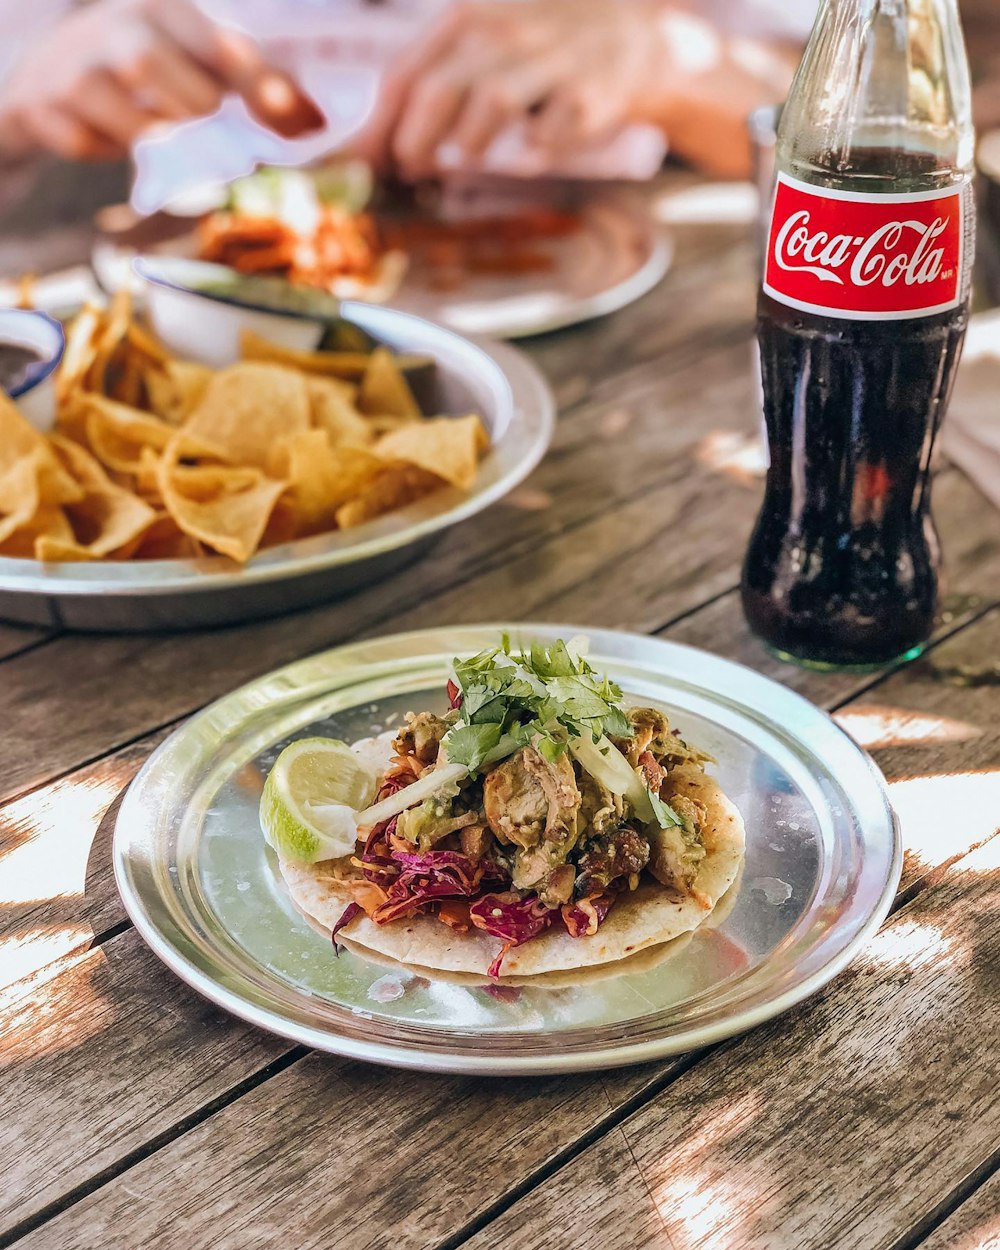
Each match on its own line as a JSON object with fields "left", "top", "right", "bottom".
{"left": 764, "top": 173, "right": 967, "bottom": 320}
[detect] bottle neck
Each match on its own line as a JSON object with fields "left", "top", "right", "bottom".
{"left": 779, "top": 0, "right": 974, "bottom": 189}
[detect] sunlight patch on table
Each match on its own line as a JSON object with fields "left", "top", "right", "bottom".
{"left": 696, "top": 430, "right": 767, "bottom": 486}
{"left": 836, "top": 705, "right": 981, "bottom": 752}
{"left": 864, "top": 917, "right": 964, "bottom": 975}
{"left": 0, "top": 772, "right": 121, "bottom": 907}
{"left": 0, "top": 942, "right": 106, "bottom": 1064}
{"left": 653, "top": 182, "right": 758, "bottom": 227}
{"left": 889, "top": 770, "right": 1000, "bottom": 867}
{"left": 647, "top": 1092, "right": 761, "bottom": 1247}
{"left": 0, "top": 925, "right": 96, "bottom": 1011}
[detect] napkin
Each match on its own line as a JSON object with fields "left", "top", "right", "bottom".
{"left": 943, "top": 309, "right": 1000, "bottom": 510}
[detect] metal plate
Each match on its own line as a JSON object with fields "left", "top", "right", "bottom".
{"left": 91, "top": 192, "right": 671, "bottom": 340}
{"left": 0, "top": 307, "right": 554, "bottom": 631}
{"left": 113, "top": 624, "right": 900, "bottom": 1075}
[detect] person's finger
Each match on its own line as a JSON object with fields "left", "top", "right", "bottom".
{"left": 210, "top": 34, "right": 325, "bottom": 137}
{"left": 115, "top": 41, "right": 224, "bottom": 119}
{"left": 362, "top": 7, "right": 474, "bottom": 172}
{"left": 392, "top": 63, "right": 477, "bottom": 172}
{"left": 72, "top": 67, "right": 165, "bottom": 148}
{"left": 146, "top": 0, "right": 323, "bottom": 137}
{"left": 529, "top": 83, "right": 620, "bottom": 151}
{"left": 448, "top": 59, "right": 553, "bottom": 157}
{"left": 528, "top": 91, "right": 584, "bottom": 151}
{"left": 19, "top": 102, "right": 122, "bottom": 161}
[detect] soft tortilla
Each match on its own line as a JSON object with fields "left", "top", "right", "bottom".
{"left": 279, "top": 762, "right": 745, "bottom": 980}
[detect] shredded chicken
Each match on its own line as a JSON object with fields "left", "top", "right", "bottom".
{"left": 647, "top": 795, "right": 708, "bottom": 892}
{"left": 483, "top": 746, "right": 580, "bottom": 849}
{"left": 484, "top": 745, "right": 582, "bottom": 895}
{"left": 393, "top": 711, "right": 453, "bottom": 765}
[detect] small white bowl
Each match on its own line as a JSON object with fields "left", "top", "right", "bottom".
{"left": 0, "top": 309, "right": 64, "bottom": 432}
{"left": 134, "top": 256, "right": 327, "bottom": 367}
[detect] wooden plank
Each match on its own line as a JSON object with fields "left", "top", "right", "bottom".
{"left": 0, "top": 624, "right": 51, "bottom": 662}
{"left": 0, "top": 928, "right": 290, "bottom": 1236}
{"left": 460, "top": 829, "right": 1000, "bottom": 1250}
{"left": 9, "top": 610, "right": 997, "bottom": 1250}
{"left": 0, "top": 731, "right": 169, "bottom": 990}
{"left": 0, "top": 324, "right": 764, "bottom": 806}
{"left": 917, "top": 1170, "right": 1000, "bottom": 1250}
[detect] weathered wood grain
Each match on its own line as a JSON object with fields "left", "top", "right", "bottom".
{"left": 8, "top": 610, "right": 997, "bottom": 1250}
{"left": 460, "top": 837, "right": 1000, "bottom": 1250}
{"left": 0, "top": 730, "right": 170, "bottom": 990}
{"left": 916, "top": 1170, "right": 1000, "bottom": 1250}
{"left": 0, "top": 927, "right": 289, "bottom": 1235}
{"left": 0, "top": 624, "right": 51, "bottom": 662}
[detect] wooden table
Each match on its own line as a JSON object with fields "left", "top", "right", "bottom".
{"left": 2, "top": 173, "right": 999, "bottom": 1250}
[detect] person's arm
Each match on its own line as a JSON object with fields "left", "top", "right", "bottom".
{"left": 361, "top": 0, "right": 799, "bottom": 181}
{"left": 0, "top": 0, "right": 323, "bottom": 163}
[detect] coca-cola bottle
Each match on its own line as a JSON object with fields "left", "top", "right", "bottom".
{"left": 742, "top": 0, "right": 975, "bottom": 670}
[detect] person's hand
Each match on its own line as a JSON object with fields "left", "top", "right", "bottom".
{"left": 363, "top": 0, "right": 667, "bottom": 179}
{"left": 361, "top": 0, "right": 796, "bottom": 181}
{"left": 0, "top": 0, "right": 324, "bottom": 163}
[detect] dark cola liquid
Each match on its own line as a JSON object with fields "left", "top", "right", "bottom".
{"left": 742, "top": 292, "right": 968, "bottom": 668}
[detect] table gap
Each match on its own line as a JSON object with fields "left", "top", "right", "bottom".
{"left": 0, "top": 1046, "right": 311, "bottom": 1250}
{"left": 890, "top": 1141, "right": 1000, "bottom": 1250}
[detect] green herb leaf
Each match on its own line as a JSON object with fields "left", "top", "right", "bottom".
{"left": 648, "top": 788, "right": 682, "bottom": 829}
{"left": 442, "top": 722, "right": 503, "bottom": 772}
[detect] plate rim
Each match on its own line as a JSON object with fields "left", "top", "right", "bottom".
{"left": 112, "top": 622, "right": 902, "bottom": 1074}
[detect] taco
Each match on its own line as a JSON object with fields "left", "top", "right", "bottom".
{"left": 263, "top": 636, "right": 745, "bottom": 979}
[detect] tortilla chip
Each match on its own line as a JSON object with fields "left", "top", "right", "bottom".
{"left": 270, "top": 430, "right": 384, "bottom": 535}
{"left": 40, "top": 432, "right": 158, "bottom": 556}
{"left": 0, "top": 457, "right": 44, "bottom": 544}
{"left": 128, "top": 512, "right": 203, "bottom": 560}
{"left": 306, "top": 377, "right": 374, "bottom": 447}
{"left": 165, "top": 462, "right": 263, "bottom": 502}
{"left": 183, "top": 362, "right": 310, "bottom": 469}
{"left": 57, "top": 304, "right": 102, "bottom": 404}
{"left": 125, "top": 320, "right": 172, "bottom": 366}
{"left": 49, "top": 433, "right": 114, "bottom": 490}
{"left": 0, "top": 506, "right": 73, "bottom": 558}
{"left": 0, "top": 397, "right": 84, "bottom": 507}
{"left": 334, "top": 464, "right": 443, "bottom": 529}
{"left": 375, "top": 414, "right": 487, "bottom": 491}
{"left": 85, "top": 289, "right": 132, "bottom": 394}
{"left": 84, "top": 397, "right": 175, "bottom": 475}
{"left": 358, "top": 348, "right": 421, "bottom": 420}
{"left": 144, "top": 359, "right": 214, "bottom": 425}
{"left": 240, "top": 330, "right": 430, "bottom": 381}
{"left": 158, "top": 436, "right": 286, "bottom": 562}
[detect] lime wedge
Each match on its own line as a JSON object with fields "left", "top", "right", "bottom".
{"left": 259, "top": 738, "right": 378, "bottom": 863}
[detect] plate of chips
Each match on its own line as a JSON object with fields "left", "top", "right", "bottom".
{"left": 0, "top": 295, "right": 553, "bottom": 632}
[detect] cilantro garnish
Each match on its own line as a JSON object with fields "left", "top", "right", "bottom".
{"left": 442, "top": 637, "right": 631, "bottom": 771}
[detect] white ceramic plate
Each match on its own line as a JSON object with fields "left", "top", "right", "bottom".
{"left": 92, "top": 191, "right": 671, "bottom": 339}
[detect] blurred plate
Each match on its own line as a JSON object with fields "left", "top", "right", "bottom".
{"left": 0, "top": 304, "right": 554, "bottom": 632}
{"left": 91, "top": 190, "right": 671, "bottom": 339}
{"left": 113, "top": 624, "right": 900, "bottom": 1075}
